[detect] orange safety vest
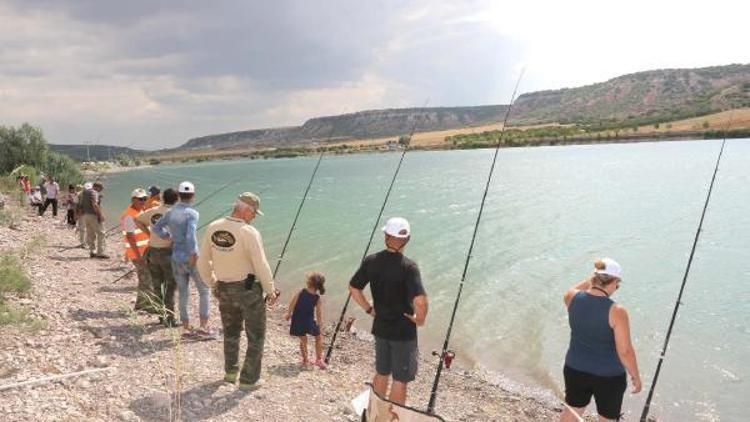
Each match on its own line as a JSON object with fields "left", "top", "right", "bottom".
{"left": 120, "top": 205, "right": 149, "bottom": 260}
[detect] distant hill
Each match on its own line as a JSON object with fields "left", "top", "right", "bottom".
{"left": 181, "top": 105, "right": 507, "bottom": 150}
{"left": 510, "top": 63, "right": 750, "bottom": 127}
{"left": 177, "top": 63, "right": 750, "bottom": 151}
{"left": 49, "top": 144, "right": 144, "bottom": 162}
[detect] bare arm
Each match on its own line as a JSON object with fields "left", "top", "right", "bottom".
{"left": 349, "top": 285, "right": 374, "bottom": 316}
{"left": 315, "top": 297, "right": 323, "bottom": 326}
{"left": 564, "top": 278, "right": 591, "bottom": 308}
{"left": 285, "top": 290, "right": 300, "bottom": 320}
{"left": 404, "top": 294, "right": 428, "bottom": 327}
{"left": 612, "top": 305, "right": 642, "bottom": 393}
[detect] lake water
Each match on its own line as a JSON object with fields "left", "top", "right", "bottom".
{"left": 103, "top": 139, "right": 749, "bottom": 421}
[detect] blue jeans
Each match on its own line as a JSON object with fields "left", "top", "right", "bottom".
{"left": 172, "top": 259, "right": 210, "bottom": 324}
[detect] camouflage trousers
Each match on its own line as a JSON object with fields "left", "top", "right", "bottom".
{"left": 133, "top": 257, "right": 155, "bottom": 311}
{"left": 146, "top": 247, "right": 176, "bottom": 318}
{"left": 217, "top": 281, "right": 266, "bottom": 384}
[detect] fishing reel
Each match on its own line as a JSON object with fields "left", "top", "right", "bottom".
{"left": 432, "top": 350, "right": 456, "bottom": 369}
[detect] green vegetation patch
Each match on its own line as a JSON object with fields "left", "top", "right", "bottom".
{"left": 0, "top": 253, "right": 32, "bottom": 299}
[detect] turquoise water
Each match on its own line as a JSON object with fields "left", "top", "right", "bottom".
{"left": 103, "top": 139, "right": 749, "bottom": 421}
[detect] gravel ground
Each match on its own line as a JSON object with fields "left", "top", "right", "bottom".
{"left": 0, "top": 206, "right": 561, "bottom": 421}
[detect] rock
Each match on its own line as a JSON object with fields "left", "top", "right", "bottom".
{"left": 119, "top": 410, "right": 139, "bottom": 422}
{"left": 89, "top": 355, "right": 109, "bottom": 368}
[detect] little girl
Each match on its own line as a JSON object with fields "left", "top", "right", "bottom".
{"left": 285, "top": 271, "right": 327, "bottom": 369}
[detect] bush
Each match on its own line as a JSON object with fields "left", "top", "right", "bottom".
{"left": 0, "top": 254, "right": 31, "bottom": 298}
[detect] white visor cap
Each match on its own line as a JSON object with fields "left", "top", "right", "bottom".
{"left": 178, "top": 181, "right": 195, "bottom": 194}
{"left": 595, "top": 257, "right": 622, "bottom": 279}
{"left": 382, "top": 217, "right": 411, "bottom": 238}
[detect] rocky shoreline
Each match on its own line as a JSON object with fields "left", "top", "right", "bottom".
{"left": 0, "top": 204, "right": 560, "bottom": 421}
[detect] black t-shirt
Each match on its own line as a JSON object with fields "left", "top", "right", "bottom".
{"left": 349, "top": 250, "right": 426, "bottom": 341}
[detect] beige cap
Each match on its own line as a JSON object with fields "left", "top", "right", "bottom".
{"left": 131, "top": 188, "right": 148, "bottom": 199}
{"left": 238, "top": 192, "right": 264, "bottom": 215}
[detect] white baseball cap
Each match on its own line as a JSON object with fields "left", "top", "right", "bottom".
{"left": 382, "top": 217, "right": 411, "bottom": 238}
{"left": 83, "top": 182, "right": 93, "bottom": 190}
{"left": 595, "top": 257, "right": 622, "bottom": 279}
{"left": 130, "top": 188, "right": 148, "bottom": 199}
{"left": 178, "top": 181, "right": 195, "bottom": 194}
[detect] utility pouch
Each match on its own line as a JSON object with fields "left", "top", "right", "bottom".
{"left": 244, "top": 274, "right": 256, "bottom": 290}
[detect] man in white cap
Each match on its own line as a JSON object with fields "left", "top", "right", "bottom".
{"left": 120, "top": 188, "right": 154, "bottom": 312}
{"left": 349, "top": 217, "right": 428, "bottom": 405}
{"left": 153, "top": 181, "right": 213, "bottom": 338}
{"left": 197, "top": 192, "right": 278, "bottom": 390}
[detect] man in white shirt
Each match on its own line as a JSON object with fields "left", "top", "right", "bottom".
{"left": 40, "top": 176, "right": 60, "bottom": 217}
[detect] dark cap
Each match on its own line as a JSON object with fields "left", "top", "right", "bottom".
{"left": 148, "top": 185, "right": 161, "bottom": 196}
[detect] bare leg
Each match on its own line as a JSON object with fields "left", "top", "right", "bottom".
{"left": 200, "top": 317, "right": 209, "bottom": 330}
{"left": 372, "top": 373, "right": 389, "bottom": 397}
{"left": 299, "top": 336, "right": 308, "bottom": 364}
{"left": 560, "top": 404, "right": 586, "bottom": 422}
{"left": 598, "top": 416, "right": 617, "bottom": 422}
{"left": 314, "top": 335, "right": 323, "bottom": 361}
{"left": 389, "top": 380, "right": 408, "bottom": 405}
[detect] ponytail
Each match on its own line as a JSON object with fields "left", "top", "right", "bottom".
{"left": 307, "top": 271, "right": 326, "bottom": 295}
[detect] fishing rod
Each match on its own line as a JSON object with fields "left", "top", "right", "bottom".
{"left": 325, "top": 99, "right": 429, "bottom": 364}
{"left": 103, "top": 177, "right": 241, "bottom": 240}
{"left": 111, "top": 185, "right": 271, "bottom": 284}
{"left": 111, "top": 204, "right": 234, "bottom": 284}
{"left": 426, "top": 70, "right": 524, "bottom": 414}
{"left": 271, "top": 118, "right": 342, "bottom": 278}
{"left": 639, "top": 122, "right": 731, "bottom": 422}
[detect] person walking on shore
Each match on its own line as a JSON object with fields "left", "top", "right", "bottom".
{"left": 153, "top": 181, "right": 212, "bottom": 337}
{"left": 40, "top": 176, "right": 59, "bottom": 217}
{"left": 560, "top": 258, "right": 642, "bottom": 422}
{"left": 349, "top": 217, "right": 428, "bottom": 405}
{"left": 121, "top": 188, "right": 154, "bottom": 312}
{"left": 80, "top": 182, "right": 108, "bottom": 258}
{"left": 75, "top": 184, "right": 88, "bottom": 247}
{"left": 197, "top": 192, "right": 278, "bottom": 390}
{"left": 285, "top": 272, "right": 326, "bottom": 369}
{"left": 62, "top": 184, "right": 77, "bottom": 228}
{"left": 137, "top": 187, "right": 178, "bottom": 326}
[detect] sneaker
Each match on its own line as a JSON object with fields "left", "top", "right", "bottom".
{"left": 238, "top": 379, "right": 264, "bottom": 392}
{"left": 195, "top": 328, "right": 218, "bottom": 341}
{"left": 315, "top": 359, "right": 328, "bottom": 370}
{"left": 224, "top": 372, "right": 238, "bottom": 383}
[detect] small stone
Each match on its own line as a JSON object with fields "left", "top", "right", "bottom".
{"left": 119, "top": 410, "right": 139, "bottom": 422}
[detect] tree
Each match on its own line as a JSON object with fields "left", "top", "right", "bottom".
{"left": 702, "top": 121, "right": 710, "bottom": 129}
{"left": 398, "top": 135, "right": 411, "bottom": 146}
{"left": 0, "top": 123, "right": 82, "bottom": 186}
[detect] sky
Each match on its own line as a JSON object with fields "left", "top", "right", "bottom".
{"left": 0, "top": 0, "right": 748, "bottom": 150}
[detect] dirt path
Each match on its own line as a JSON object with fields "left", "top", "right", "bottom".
{"left": 0, "top": 208, "right": 559, "bottom": 421}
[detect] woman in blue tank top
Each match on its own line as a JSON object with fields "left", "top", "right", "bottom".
{"left": 560, "top": 258, "right": 642, "bottom": 422}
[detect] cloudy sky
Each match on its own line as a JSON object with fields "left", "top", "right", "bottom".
{"left": 1, "top": 0, "right": 747, "bottom": 149}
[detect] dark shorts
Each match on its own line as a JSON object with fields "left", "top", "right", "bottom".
{"left": 375, "top": 336, "right": 418, "bottom": 383}
{"left": 564, "top": 365, "right": 627, "bottom": 420}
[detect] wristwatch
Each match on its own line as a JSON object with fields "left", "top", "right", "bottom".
{"left": 366, "top": 305, "right": 374, "bottom": 315}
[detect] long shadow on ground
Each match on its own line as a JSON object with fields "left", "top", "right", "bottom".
{"left": 130, "top": 380, "right": 248, "bottom": 421}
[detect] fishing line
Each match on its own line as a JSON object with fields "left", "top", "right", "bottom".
{"left": 639, "top": 122, "right": 731, "bottom": 422}
{"left": 427, "top": 70, "right": 524, "bottom": 414}
{"left": 325, "top": 99, "right": 429, "bottom": 364}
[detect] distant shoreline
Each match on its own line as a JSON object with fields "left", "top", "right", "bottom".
{"left": 140, "top": 129, "right": 746, "bottom": 167}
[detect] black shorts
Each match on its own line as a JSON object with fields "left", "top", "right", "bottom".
{"left": 375, "top": 337, "right": 418, "bottom": 383}
{"left": 564, "top": 365, "right": 626, "bottom": 420}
